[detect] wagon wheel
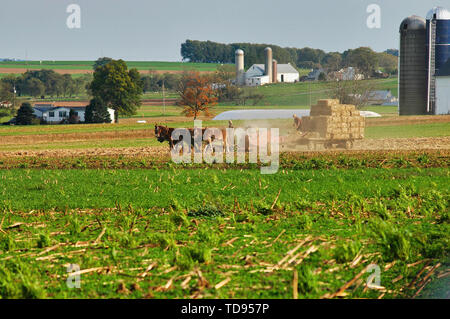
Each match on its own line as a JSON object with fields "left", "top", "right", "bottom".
{"left": 344, "top": 140, "right": 353, "bottom": 149}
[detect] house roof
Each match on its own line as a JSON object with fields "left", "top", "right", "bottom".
{"left": 33, "top": 102, "right": 88, "bottom": 113}
{"left": 53, "top": 101, "right": 88, "bottom": 107}
{"left": 369, "top": 90, "right": 392, "bottom": 100}
{"left": 276, "top": 64, "right": 300, "bottom": 74}
{"left": 34, "top": 104, "right": 55, "bottom": 112}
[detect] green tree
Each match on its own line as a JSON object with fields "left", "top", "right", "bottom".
{"left": 322, "top": 52, "right": 342, "bottom": 72}
{"left": 0, "top": 81, "right": 14, "bottom": 119}
{"left": 85, "top": 98, "right": 112, "bottom": 123}
{"left": 342, "top": 47, "right": 379, "bottom": 78}
{"left": 318, "top": 72, "right": 327, "bottom": 81}
{"left": 24, "top": 78, "right": 45, "bottom": 97}
{"left": 16, "top": 102, "right": 35, "bottom": 125}
{"left": 0, "top": 81, "right": 13, "bottom": 102}
{"left": 93, "top": 57, "right": 113, "bottom": 70}
{"left": 62, "top": 74, "right": 75, "bottom": 97}
{"left": 378, "top": 52, "right": 398, "bottom": 75}
{"left": 89, "top": 59, "right": 142, "bottom": 123}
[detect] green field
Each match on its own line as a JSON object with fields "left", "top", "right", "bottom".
{"left": 0, "top": 60, "right": 221, "bottom": 72}
{"left": 0, "top": 164, "right": 448, "bottom": 298}
{"left": 366, "top": 122, "right": 450, "bottom": 139}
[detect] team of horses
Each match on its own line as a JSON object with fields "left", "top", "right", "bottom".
{"left": 154, "top": 124, "right": 230, "bottom": 152}
{"left": 155, "top": 116, "right": 300, "bottom": 152}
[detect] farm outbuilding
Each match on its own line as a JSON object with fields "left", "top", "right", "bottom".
{"left": 306, "top": 68, "right": 325, "bottom": 81}
{"left": 33, "top": 102, "right": 115, "bottom": 123}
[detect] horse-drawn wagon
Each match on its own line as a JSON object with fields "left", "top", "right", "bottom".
{"left": 287, "top": 99, "right": 365, "bottom": 150}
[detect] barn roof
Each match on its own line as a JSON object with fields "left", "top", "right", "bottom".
{"left": 247, "top": 63, "right": 299, "bottom": 75}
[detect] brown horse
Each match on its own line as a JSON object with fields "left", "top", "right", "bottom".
{"left": 154, "top": 124, "right": 210, "bottom": 151}
{"left": 154, "top": 124, "right": 178, "bottom": 148}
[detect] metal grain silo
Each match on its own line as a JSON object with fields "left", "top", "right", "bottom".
{"left": 235, "top": 49, "right": 245, "bottom": 86}
{"left": 264, "top": 47, "right": 273, "bottom": 83}
{"left": 427, "top": 7, "right": 450, "bottom": 75}
{"left": 399, "top": 15, "right": 428, "bottom": 115}
{"left": 426, "top": 7, "right": 450, "bottom": 112}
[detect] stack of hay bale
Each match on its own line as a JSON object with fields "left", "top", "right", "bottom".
{"left": 301, "top": 99, "right": 365, "bottom": 140}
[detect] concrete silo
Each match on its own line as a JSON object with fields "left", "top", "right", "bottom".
{"left": 426, "top": 7, "right": 450, "bottom": 113}
{"left": 272, "top": 59, "right": 278, "bottom": 83}
{"left": 264, "top": 47, "right": 273, "bottom": 83}
{"left": 235, "top": 49, "right": 245, "bottom": 86}
{"left": 399, "top": 16, "right": 428, "bottom": 115}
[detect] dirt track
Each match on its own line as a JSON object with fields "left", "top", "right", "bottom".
{"left": 281, "top": 136, "right": 450, "bottom": 152}
{"left": 0, "top": 129, "right": 154, "bottom": 145}
{"left": 0, "top": 136, "right": 449, "bottom": 158}
{"left": 366, "top": 115, "right": 450, "bottom": 126}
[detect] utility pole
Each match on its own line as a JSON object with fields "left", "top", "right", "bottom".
{"left": 13, "top": 80, "right": 16, "bottom": 109}
{"left": 308, "top": 81, "right": 311, "bottom": 108}
{"left": 162, "top": 80, "right": 166, "bottom": 117}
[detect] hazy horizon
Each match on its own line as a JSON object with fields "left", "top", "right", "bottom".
{"left": 0, "top": 0, "right": 447, "bottom": 61}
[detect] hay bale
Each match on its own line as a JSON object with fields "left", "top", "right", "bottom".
{"left": 302, "top": 100, "right": 364, "bottom": 140}
{"left": 317, "top": 99, "right": 339, "bottom": 107}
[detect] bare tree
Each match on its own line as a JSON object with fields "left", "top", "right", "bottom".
{"left": 331, "top": 80, "right": 377, "bottom": 109}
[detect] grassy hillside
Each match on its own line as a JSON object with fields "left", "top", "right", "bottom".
{"left": 218, "top": 78, "right": 398, "bottom": 107}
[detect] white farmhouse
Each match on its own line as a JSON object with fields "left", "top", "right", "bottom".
{"left": 33, "top": 102, "right": 115, "bottom": 124}
{"left": 328, "top": 67, "right": 365, "bottom": 81}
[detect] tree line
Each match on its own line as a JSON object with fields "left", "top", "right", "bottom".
{"left": 0, "top": 70, "right": 92, "bottom": 98}
{"left": 181, "top": 40, "right": 398, "bottom": 76}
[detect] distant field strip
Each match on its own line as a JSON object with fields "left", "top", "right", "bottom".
{"left": 0, "top": 61, "right": 221, "bottom": 72}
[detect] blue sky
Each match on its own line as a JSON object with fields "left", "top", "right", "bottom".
{"left": 0, "top": 0, "right": 447, "bottom": 61}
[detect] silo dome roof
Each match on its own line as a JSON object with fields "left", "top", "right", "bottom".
{"left": 426, "top": 7, "right": 450, "bottom": 20}
{"left": 264, "top": 47, "right": 272, "bottom": 51}
{"left": 235, "top": 49, "right": 244, "bottom": 55}
{"left": 400, "top": 15, "right": 426, "bottom": 31}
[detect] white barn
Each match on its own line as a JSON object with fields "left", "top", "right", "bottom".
{"left": 245, "top": 63, "right": 299, "bottom": 86}
{"left": 33, "top": 102, "right": 115, "bottom": 123}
